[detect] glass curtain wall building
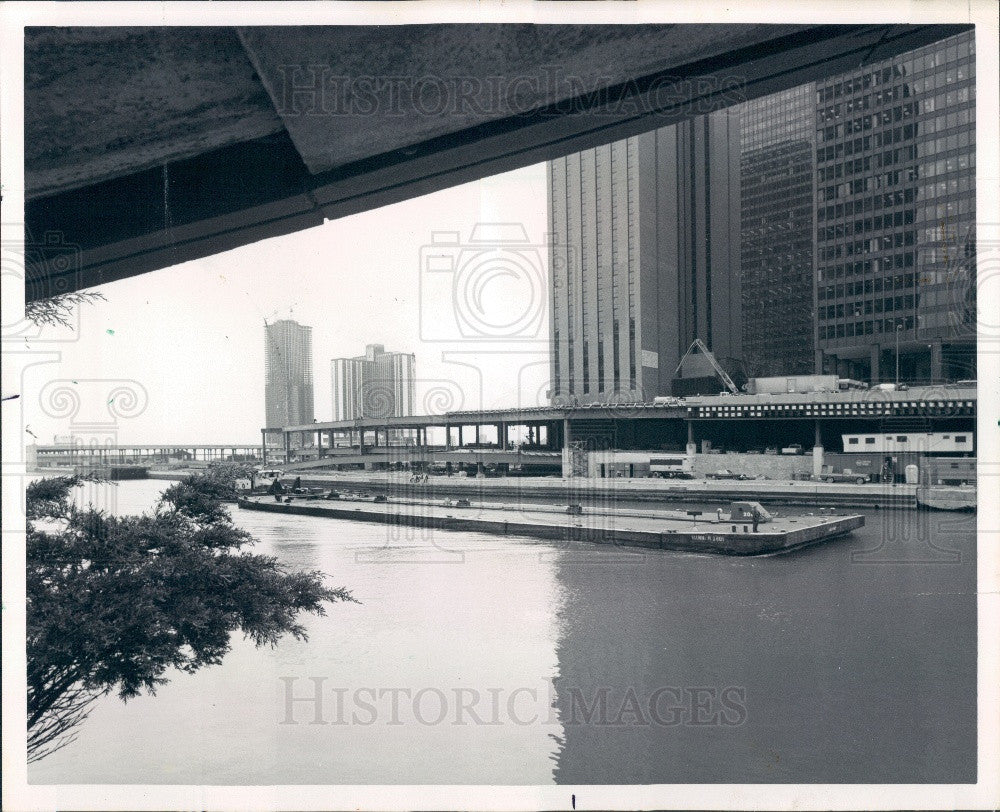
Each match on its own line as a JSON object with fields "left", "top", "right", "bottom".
{"left": 547, "top": 29, "right": 975, "bottom": 401}
{"left": 739, "top": 84, "right": 817, "bottom": 377}
{"left": 814, "top": 29, "right": 976, "bottom": 382}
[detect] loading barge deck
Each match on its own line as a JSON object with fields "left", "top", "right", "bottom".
{"left": 238, "top": 494, "right": 864, "bottom": 556}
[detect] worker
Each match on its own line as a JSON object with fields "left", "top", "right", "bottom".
{"left": 268, "top": 477, "right": 284, "bottom": 502}
{"left": 751, "top": 506, "right": 761, "bottom": 533}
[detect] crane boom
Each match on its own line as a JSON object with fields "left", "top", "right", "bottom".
{"left": 674, "top": 339, "right": 739, "bottom": 394}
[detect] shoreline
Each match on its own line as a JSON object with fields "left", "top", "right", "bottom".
{"left": 30, "top": 468, "right": 975, "bottom": 511}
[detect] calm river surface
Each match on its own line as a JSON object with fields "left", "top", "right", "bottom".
{"left": 30, "top": 479, "right": 976, "bottom": 784}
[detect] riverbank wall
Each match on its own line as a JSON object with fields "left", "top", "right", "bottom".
{"left": 273, "top": 472, "right": 918, "bottom": 510}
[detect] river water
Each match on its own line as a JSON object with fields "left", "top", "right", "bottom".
{"left": 29, "top": 479, "right": 976, "bottom": 784}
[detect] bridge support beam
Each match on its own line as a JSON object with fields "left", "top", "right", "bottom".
{"left": 813, "top": 419, "right": 824, "bottom": 478}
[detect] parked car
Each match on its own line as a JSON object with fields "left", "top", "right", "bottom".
{"left": 818, "top": 471, "right": 871, "bottom": 484}
{"left": 780, "top": 444, "right": 805, "bottom": 455}
{"left": 709, "top": 469, "right": 752, "bottom": 480}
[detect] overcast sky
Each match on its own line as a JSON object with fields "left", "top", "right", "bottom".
{"left": 20, "top": 162, "right": 550, "bottom": 446}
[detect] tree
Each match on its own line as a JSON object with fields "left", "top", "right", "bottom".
{"left": 201, "top": 460, "right": 261, "bottom": 500}
{"left": 23, "top": 291, "right": 105, "bottom": 329}
{"left": 26, "top": 474, "right": 355, "bottom": 762}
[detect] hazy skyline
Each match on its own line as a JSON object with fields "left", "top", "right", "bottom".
{"left": 20, "top": 162, "right": 549, "bottom": 445}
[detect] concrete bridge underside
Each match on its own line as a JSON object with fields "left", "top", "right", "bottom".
{"left": 23, "top": 23, "right": 970, "bottom": 298}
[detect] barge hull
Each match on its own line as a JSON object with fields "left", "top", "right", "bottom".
{"left": 238, "top": 498, "right": 864, "bottom": 556}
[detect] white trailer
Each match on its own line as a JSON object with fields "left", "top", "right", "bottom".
{"left": 840, "top": 432, "right": 973, "bottom": 454}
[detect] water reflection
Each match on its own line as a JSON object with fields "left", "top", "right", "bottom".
{"left": 28, "top": 480, "right": 975, "bottom": 784}
{"left": 31, "top": 480, "right": 567, "bottom": 785}
{"left": 550, "top": 514, "right": 976, "bottom": 783}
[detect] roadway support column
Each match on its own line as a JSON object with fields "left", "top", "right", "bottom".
{"left": 686, "top": 421, "right": 697, "bottom": 456}
{"left": 870, "top": 344, "right": 881, "bottom": 384}
{"left": 499, "top": 422, "right": 508, "bottom": 450}
{"left": 283, "top": 431, "right": 290, "bottom": 463}
{"left": 562, "top": 418, "right": 573, "bottom": 478}
{"left": 813, "top": 419, "right": 824, "bottom": 478}
{"left": 930, "top": 341, "right": 943, "bottom": 383}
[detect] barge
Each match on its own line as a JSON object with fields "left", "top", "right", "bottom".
{"left": 238, "top": 493, "right": 864, "bottom": 556}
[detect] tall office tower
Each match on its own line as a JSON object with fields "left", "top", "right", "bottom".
{"left": 264, "top": 319, "right": 314, "bottom": 428}
{"left": 548, "top": 107, "right": 741, "bottom": 404}
{"left": 814, "top": 29, "right": 976, "bottom": 382}
{"left": 739, "top": 84, "right": 818, "bottom": 377}
{"left": 331, "top": 343, "right": 416, "bottom": 420}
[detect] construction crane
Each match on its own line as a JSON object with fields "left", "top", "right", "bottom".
{"left": 673, "top": 338, "right": 739, "bottom": 395}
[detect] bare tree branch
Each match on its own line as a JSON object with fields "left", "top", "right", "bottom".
{"left": 23, "top": 291, "right": 105, "bottom": 329}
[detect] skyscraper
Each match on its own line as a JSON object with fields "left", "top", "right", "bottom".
{"left": 549, "top": 29, "right": 976, "bottom": 398}
{"left": 548, "top": 106, "right": 741, "bottom": 404}
{"left": 739, "top": 83, "right": 817, "bottom": 376}
{"left": 331, "top": 343, "right": 415, "bottom": 420}
{"left": 814, "top": 29, "right": 976, "bottom": 382}
{"left": 264, "top": 319, "right": 314, "bottom": 429}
